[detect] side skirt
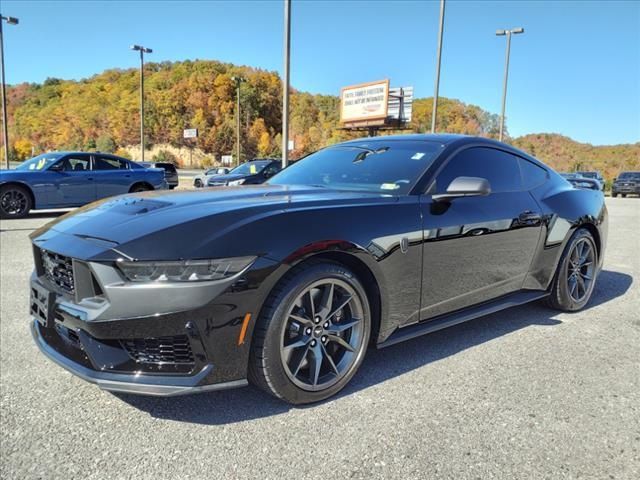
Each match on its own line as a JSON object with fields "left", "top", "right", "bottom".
{"left": 377, "top": 290, "right": 549, "bottom": 349}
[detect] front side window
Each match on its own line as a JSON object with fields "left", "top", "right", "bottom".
{"left": 269, "top": 141, "right": 444, "bottom": 194}
{"left": 94, "top": 156, "right": 128, "bottom": 170}
{"left": 435, "top": 147, "right": 521, "bottom": 194}
{"left": 231, "top": 161, "right": 271, "bottom": 176}
{"left": 59, "top": 155, "right": 91, "bottom": 172}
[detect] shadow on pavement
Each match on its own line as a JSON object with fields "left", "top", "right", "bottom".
{"left": 116, "top": 269, "right": 632, "bottom": 424}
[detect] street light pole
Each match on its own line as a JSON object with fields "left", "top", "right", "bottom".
{"left": 130, "top": 44, "right": 152, "bottom": 162}
{"left": 1, "top": 15, "right": 19, "bottom": 169}
{"left": 231, "top": 76, "right": 245, "bottom": 166}
{"left": 282, "top": 0, "right": 291, "bottom": 168}
{"left": 496, "top": 27, "right": 524, "bottom": 142}
{"left": 431, "top": 0, "right": 445, "bottom": 134}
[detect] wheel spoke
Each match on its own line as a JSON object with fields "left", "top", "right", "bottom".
{"left": 318, "top": 282, "right": 334, "bottom": 316}
{"left": 306, "top": 290, "right": 316, "bottom": 319}
{"left": 327, "top": 334, "right": 355, "bottom": 352}
{"left": 327, "top": 318, "right": 360, "bottom": 334}
{"left": 322, "top": 344, "right": 340, "bottom": 375}
{"left": 291, "top": 345, "right": 310, "bottom": 377}
{"left": 326, "top": 295, "right": 353, "bottom": 321}
{"left": 308, "top": 344, "right": 323, "bottom": 385}
{"left": 289, "top": 313, "right": 313, "bottom": 326}
{"left": 576, "top": 275, "right": 586, "bottom": 298}
{"left": 569, "top": 276, "right": 578, "bottom": 298}
{"left": 283, "top": 336, "right": 310, "bottom": 354}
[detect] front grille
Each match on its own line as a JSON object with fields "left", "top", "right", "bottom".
{"left": 41, "top": 249, "right": 75, "bottom": 294}
{"left": 121, "top": 335, "right": 195, "bottom": 365}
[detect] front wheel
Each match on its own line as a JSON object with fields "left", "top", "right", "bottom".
{"left": 129, "top": 184, "right": 151, "bottom": 193}
{"left": 0, "top": 185, "right": 32, "bottom": 219}
{"left": 249, "top": 261, "right": 371, "bottom": 404}
{"left": 612, "top": 192, "right": 618, "bottom": 198}
{"left": 621, "top": 194, "right": 627, "bottom": 198}
{"left": 546, "top": 228, "right": 598, "bottom": 312}
{"left": 194, "top": 179, "right": 202, "bottom": 188}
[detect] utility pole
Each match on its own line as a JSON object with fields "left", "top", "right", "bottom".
{"left": 430, "top": 0, "right": 445, "bottom": 134}
{"left": 496, "top": 27, "right": 524, "bottom": 142}
{"left": 231, "top": 76, "right": 245, "bottom": 166}
{"left": 282, "top": 0, "right": 291, "bottom": 168}
{"left": 130, "top": 44, "right": 152, "bottom": 161}
{"left": 1, "top": 14, "right": 19, "bottom": 169}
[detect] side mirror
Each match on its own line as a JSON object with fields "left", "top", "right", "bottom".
{"left": 432, "top": 176, "right": 491, "bottom": 202}
{"left": 48, "top": 162, "right": 64, "bottom": 172}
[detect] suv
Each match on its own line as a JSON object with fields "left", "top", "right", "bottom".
{"left": 612, "top": 171, "right": 640, "bottom": 197}
{"left": 141, "top": 162, "right": 179, "bottom": 189}
{"left": 576, "top": 171, "right": 604, "bottom": 191}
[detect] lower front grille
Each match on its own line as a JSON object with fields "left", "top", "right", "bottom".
{"left": 40, "top": 249, "right": 75, "bottom": 294}
{"left": 121, "top": 335, "right": 195, "bottom": 365}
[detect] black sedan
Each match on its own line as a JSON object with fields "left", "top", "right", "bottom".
{"left": 28, "top": 135, "right": 607, "bottom": 404}
{"left": 207, "top": 159, "right": 281, "bottom": 187}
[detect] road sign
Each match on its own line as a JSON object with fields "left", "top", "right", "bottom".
{"left": 221, "top": 155, "right": 233, "bottom": 165}
{"left": 288, "top": 140, "right": 294, "bottom": 151}
{"left": 183, "top": 128, "right": 198, "bottom": 139}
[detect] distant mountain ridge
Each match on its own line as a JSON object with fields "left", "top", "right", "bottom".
{"left": 2, "top": 59, "right": 637, "bottom": 178}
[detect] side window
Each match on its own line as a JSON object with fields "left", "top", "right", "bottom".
{"left": 263, "top": 164, "right": 280, "bottom": 177}
{"left": 518, "top": 158, "right": 548, "bottom": 190}
{"left": 94, "top": 156, "right": 128, "bottom": 170}
{"left": 435, "top": 147, "right": 521, "bottom": 194}
{"left": 59, "top": 155, "right": 91, "bottom": 172}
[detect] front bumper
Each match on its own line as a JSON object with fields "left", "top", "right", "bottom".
{"left": 28, "top": 246, "right": 281, "bottom": 396}
{"left": 31, "top": 320, "right": 247, "bottom": 396}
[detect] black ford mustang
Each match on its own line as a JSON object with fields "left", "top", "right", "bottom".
{"left": 29, "top": 135, "right": 607, "bottom": 404}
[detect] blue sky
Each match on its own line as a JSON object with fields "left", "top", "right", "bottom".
{"left": 3, "top": 0, "right": 639, "bottom": 145}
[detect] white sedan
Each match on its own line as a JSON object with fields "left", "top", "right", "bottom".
{"left": 193, "top": 167, "right": 230, "bottom": 188}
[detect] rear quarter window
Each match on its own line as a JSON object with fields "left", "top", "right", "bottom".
{"left": 518, "top": 158, "right": 549, "bottom": 190}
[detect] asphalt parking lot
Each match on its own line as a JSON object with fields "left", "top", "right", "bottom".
{"left": 1, "top": 198, "right": 638, "bottom": 480}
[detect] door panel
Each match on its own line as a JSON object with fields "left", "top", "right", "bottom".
{"left": 93, "top": 156, "right": 132, "bottom": 198}
{"left": 419, "top": 192, "right": 542, "bottom": 320}
{"left": 49, "top": 155, "right": 95, "bottom": 206}
{"left": 418, "top": 146, "right": 543, "bottom": 322}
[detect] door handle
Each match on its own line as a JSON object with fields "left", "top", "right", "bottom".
{"left": 518, "top": 211, "right": 541, "bottom": 223}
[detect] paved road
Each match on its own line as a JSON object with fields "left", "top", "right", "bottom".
{"left": 1, "top": 199, "right": 638, "bottom": 480}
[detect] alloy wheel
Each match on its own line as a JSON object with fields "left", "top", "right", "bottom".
{"left": 1, "top": 189, "right": 28, "bottom": 216}
{"left": 567, "top": 238, "right": 595, "bottom": 302}
{"left": 280, "top": 278, "right": 365, "bottom": 392}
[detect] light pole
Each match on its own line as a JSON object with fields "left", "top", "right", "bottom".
{"left": 282, "top": 0, "right": 291, "bottom": 168}
{"left": 431, "top": 0, "right": 445, "bottom": 134}
{"left": 496, "top": 27, "right": 524, "bottom": 142}
{"left": 1, "top": 14, "right": 19, "bottom": 169}
{"left": 130, "top": 44, "right": 152, "bottom": 162}
{"left": 231, "top": 76, "right": 245, "bottom": 166}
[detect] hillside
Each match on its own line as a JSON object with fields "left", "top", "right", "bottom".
{"left": 2, "top": 59, "right": 638, "bottom": 178}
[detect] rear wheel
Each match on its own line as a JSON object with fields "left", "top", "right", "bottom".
{"left": 0, "top": 185, "right": 32, "bottom": 219}
{"left": 621, "top": 194, "right": 627, "bottom": 198}
{"left": 546, "top": 228, "right": 598, "bottom": 311}
{"left": 249, "top": 261, "right": 371, "bottom": 404}
{"left": 612, "top": 192, "right": 618, "bottom": 198}
{"left": 129, "top": 183, "right": 151, "bottom": 193}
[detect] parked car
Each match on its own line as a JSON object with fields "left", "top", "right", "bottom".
{"left": 207, "top": 159, "right": 281, "bottom": 187}
{"left": 560, "top": 173, "right": 601, "bottom": 191}
{"left": 612, "top": 171, "right": 640, "bottom": 197}
{"left": 193, "top": 167, "right": 230, "bottom": 188}
{"left": 576, "top": 171, "right": 605, "bottom": 191}
{"left": 28, "top": 135, "right": 607, "bottom": 404}
{"left": 140, "top": 162, "right": 179, "bottom": 189}
{"left": 0, "top": 152, "right": 167, "bottom": 218}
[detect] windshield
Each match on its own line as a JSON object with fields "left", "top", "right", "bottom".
{"left": 618, "top": 172, "right": 640, "bottom": 180}
{"left": 230, "top": 161, "right": 270, "bottom": 176}
{"left": 578, "top": 172, "right": 598, "bottom": 178}
{"left": 16, "top": 153, "right": 64, "bottom": 171}
{"left": 268, "top": 141, "right": 444, "bottom": 194}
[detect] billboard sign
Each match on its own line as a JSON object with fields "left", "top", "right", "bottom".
{"left": 183, "top": 128, "right": 198, "bottom": 139}
{"left": 340, "top": 80, "right": 390, "bottom": 123}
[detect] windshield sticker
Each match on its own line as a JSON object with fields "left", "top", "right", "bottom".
{"left": 250, "top": 165, "right": 257, "bottom": 174}
{"left": 380, "top": 183, "right": 400, "bottom": 191}
{"left": 411, "top": 152, "right": 426, "bottom": 160}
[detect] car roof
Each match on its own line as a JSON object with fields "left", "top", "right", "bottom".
{"left": 48, "top": 151, "right": 128, "bottom": 159}
{"left": 338, "top": 133, "right": 469, "bottom": 146}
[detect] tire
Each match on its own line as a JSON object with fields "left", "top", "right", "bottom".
{"left": 194, "top": 179, "right": 202, "bottom": 188}
{"left": 169, "top": 185, "right": 176, "bottom": 190}
{"left": 621, "top": 194, "right": 627, "bottom": 198}
{"left": 546, "top": 228, "right": 598, "bottom": 312}
{"left": 249, "top": 260, "right": 371, "bottom": 404}
{"left": 612, "top": 192, "right": 618, "bottom": 198}
{"left": 129, "top": 184, "right": 150, "bottom": 193}
{"left": 0, "top": 184, "right": 32, "bottom": 219}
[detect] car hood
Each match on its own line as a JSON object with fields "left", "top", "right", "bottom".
{"left": 31, "top": 184, "right": 397, "bottom": 261}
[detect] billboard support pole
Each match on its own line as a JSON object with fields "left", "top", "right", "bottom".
{"left": 431, "top": 0, "right": 445, "bottom": 134}
{"left": 282, "top": 0, "right": 291, "bottom": 169}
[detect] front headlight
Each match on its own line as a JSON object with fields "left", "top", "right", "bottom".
{"left": 116, "top": 256, "right": 256, "bottom": 282}
{"left": 228, "top": 179, "right": 245, "bottom": 186}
